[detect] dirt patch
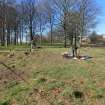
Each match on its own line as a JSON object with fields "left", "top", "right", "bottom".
{"left": 62, "top": 53, "right": 93, "bottom": 60}
{"left": 0, "top": 65, "right": 28, "bottom": 90}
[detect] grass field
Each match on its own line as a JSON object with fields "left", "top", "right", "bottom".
{"left": 0, "top": 46, "right": 105, "bottom": 105}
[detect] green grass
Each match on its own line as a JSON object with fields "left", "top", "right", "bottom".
{"left": 0, "top": 47, "right": 105, "bottom": 104}
{"left": 0, "top": 44, "right": 30, "bottom": 51}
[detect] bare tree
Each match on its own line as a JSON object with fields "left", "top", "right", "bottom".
{"left": 44, "top": 0, "right": 57, "bottom": 46}
{"left": 21, "top": 0, "right": 38, "bottom": 51}
{"left": 78, "top": 0, "right": 98, "bottom": 45}
{"left": 53, "top": 0, "right": 75, "bottom": 48}
{"left": 37, "top": 2, "right": 48, "bottom": 45}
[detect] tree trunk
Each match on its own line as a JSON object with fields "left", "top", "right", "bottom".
{"left": 14, "top": 29, "right": 18, "bottom": 45}
{"left": 40, "top": 31, "right": 42, "bottom": 46}
{"left": 1, "top": 22, "right": 5, "bottom": 46}
{"left": 63, "top": 12, "right": 67, "bottom": 48}
{"left": 19, "top": 26, "right": 22, "bottom": 45}
{"left": 29, "top": 17, "right": 34, "bottom": 52}
{"left": 64, "top": 31, "right": 67, "bottom": 48}
{"left": 50, "top": 19, "right": 53, "bottom": 46}
{"left": 39, "top": 21, "right": 43, "bottom": 46}
{"left": 7, "top": 28, "right": 10, "bottom": 45}
{"left": 63, "top": 22, "right": 67, "bottom": 48}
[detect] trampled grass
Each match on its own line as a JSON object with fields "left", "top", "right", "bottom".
{"left": 0, "top": 47, "right": 105, "bottom": 105}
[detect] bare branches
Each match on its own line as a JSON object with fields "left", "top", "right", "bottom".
{"left": 0, "top": 0, "right": 100, "bottom": 48}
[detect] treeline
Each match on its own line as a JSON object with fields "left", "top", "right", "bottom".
{"left": 0, "top": 0, "right": 98, "bottom": 47}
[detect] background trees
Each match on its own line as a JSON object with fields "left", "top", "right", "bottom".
{"left": 0, "top": 0, "right": 18, "bottom": 46}
{"left": 0, "top": 0, "right": 99, "bottom": 49}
